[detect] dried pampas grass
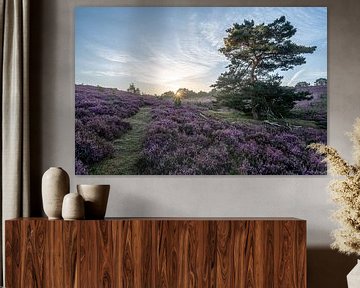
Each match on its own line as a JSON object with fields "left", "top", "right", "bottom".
{"left": 309, "top": 118, "right": 360, "bottom": 256}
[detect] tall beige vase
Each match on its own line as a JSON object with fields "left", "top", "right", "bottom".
{"left": 42, "top": 167, "right": 70, "bottom": 219}
{"left": 77, "top": 184, "right": 110, "bottom": 219}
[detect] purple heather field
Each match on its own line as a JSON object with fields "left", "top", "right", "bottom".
{"left": 75, "top": 84, "right": 327, "bottom": 175}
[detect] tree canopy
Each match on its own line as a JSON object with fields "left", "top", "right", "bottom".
{"left": 314, "top": 78, "right": 327, "bottom": 86}
{"left": 295, "top": 81, "right": 310, "bottom": 88}
{"left": 161, "top": 91, "right": 176, "bottom": 98}
{"left": 161, "top": 89, "right": 216, "bottom": 100}
{"left": 213, "top": 16, "right": 317, "bottom": 119}
{"left": 127, "top": 83, "right": 140, "bottom": 94}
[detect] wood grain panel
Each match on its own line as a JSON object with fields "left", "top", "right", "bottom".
{"left": 120, "top": 220, "right": 135, "bottom": 287}
{"left": 111, "top": 220, "right": 121, "bottom": 287}
{"left": 207, "top": 221, "right": 218, "bottom": 287}
{"left": 296, "top": 221, "right": 307, "bottom": 287}
{"left": 5, "top": 221, "right": 21, "bottom": 288}
{"left": 5, "top": 218, "right": 306, "bottom": 288}
{"left": 21, "top": 219, "right": 47, "bottom": 288}
{"left": 263, "top": 221, "right": 275, "bottom": 288}
{"left": 96, "top": 221, "right": 114, "bottom": 287}
{"left": 274, "top": 220, "right": 304, "bottom": 288}
{"left": 216, "top": 220, "right": 234, "bottom": 287}
{"left": 156, "top": 220, "right": 169, "bottom": 288}
{"left": 80, "top": 221, "right": 115, "bottom": 287}
{"left": 140, "top": 220, "right": 154, "bottom": 287}
{"left": 235, "top": 221, "right": 255, "bottom": 288}
{"left": 80, "top": 220, "right": 97, "bottom": 288}
{"left": 183, "top": 221, "right": 202, "bottom": 288}
{"left": 47, "top": 220, "right": 64, "bottom": 288}
{"left": 63, "top": 221, "right": 80, "bottom": 288}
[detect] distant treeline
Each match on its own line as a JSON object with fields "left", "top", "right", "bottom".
{"left": 295, "top": 78, "right": 327, "bottom": 88}
{"left": 159, "top": 88, "right": 218, "bottom": 99}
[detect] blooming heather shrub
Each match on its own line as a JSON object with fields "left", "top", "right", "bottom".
{"left": 75, "top": 159, "right": 88, "bottom": 175}
{"left": 75, "top": 85, "right": 159, "bottom": 174}
{"left": 76, "top": 84, "right": 326, "bottom": 175}
{"left": 138, "top": 104, "right": 327, "bottom": 175}
{"left": 75, "top": 85, "right": 146, "bottom": 118}
{"left": 292, "top": 86, "right": 327, "bottom": 128}
{"left": 85, "top": 115, "right": 131, "bottom": 141}
{"left": 75, "top": 123, "right": 114, "bottom": 165}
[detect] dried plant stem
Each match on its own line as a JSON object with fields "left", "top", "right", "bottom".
{"left": 309, "top": 118, "right": 360, "bottom": 256}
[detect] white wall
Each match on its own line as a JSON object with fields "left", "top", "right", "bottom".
{"left": 31, "top": 0, "right": 360, "bottom": 247}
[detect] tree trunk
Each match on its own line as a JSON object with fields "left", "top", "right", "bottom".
{"left": 250, "top": 65, "right": 256, "bottom": 82}
{"left": 250, "top": 60, "right": 258, "bottom": 120}
{"left": 252, "top": 107, "right": 259, "bottom": 120}
{"left": 250, "top": 59, "right": 258, "bottom": 82}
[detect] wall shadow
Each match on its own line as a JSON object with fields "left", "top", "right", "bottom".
{"left": 308, "top": 248, "right": 357, "bottom": 288}
{"left": 29, "top": 0, "right": 45, "bottom": 216}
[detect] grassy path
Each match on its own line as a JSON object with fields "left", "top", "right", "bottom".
{"left": 90, "top": 107, "right": 152, "bottom": 175}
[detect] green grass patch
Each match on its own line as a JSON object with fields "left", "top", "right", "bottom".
{"left": 282, "top": 118, "right": 319, "bottom": 128}
{"left": 205, "top": 109, "right": 321, "bottom": 128}
{"left": 90, "top": 107, "right": 152, "bottom": 175}
{"left": 205, "top": 110, "right": 259, "bottom": 124}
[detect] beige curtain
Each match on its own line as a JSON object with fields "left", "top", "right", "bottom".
{"left": 0, "top": 0, "right": 30, "bottom": 284}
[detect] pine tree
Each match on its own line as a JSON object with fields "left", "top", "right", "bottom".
{"left": 213, "top": 16, "right": 316, "bottom": 119}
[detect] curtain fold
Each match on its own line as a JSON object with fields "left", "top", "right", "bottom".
{"left": 0, "top": 0, "right": 30, "bottom": 284}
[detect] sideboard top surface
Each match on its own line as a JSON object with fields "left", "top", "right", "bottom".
{"left": 6, "top": 217, "right": 305, "bottom": 222}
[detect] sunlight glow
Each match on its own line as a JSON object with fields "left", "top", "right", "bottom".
{"left": 175, "top": 90, "right": 184, "bottom": 98}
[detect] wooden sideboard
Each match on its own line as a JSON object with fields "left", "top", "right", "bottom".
{"left": 5, "top": 218, "right": 306, "bottom": 287}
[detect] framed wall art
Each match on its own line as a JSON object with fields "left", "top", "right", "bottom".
{"left": 75, "top": 7, "right": 327, "bottom": 175}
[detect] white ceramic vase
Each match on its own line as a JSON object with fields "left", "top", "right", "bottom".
{"left": 42, "top": 167, "right": 70, "bottom": 219}
{"left": 62, "top": 192, "right": 85, "bottom": 220}
{"left": 347, "top": 259, "right": 360, "bottom": 288}
{"left": 77, "top": 184, "right": 110, "bottom": 219}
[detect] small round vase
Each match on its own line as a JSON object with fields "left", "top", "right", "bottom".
{"left": 77, "top": 184, "right": 110, "bottom": 219}
{"left": 62, "top": 192, "right": 85, "bottom": 220}
{"left": 42, "top": 167, "right": 70, "bottom": 219}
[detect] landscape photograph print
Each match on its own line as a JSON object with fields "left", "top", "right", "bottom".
{"left": 75, "top": 7, "right": 327, "bottom": 175}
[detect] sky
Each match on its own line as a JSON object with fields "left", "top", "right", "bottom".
{"left": 75, "top": 7, "right": 327, "bottom": 95}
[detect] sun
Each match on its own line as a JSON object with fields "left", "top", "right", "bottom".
{"left": 175, "top": 89, "right": 184, "bottom": 98}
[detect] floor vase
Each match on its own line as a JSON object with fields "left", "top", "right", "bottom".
{"left": 347, "top": 260, "right": 360, "bottom": 288}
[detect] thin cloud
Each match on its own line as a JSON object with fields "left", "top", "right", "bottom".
{"left": 284, "top": 70, "right": 327, "bottom": 86}
{"left": 90, "top": 42, "right": 137, "bottom": 64}
{"left": 80, "top": 70, "right": 130, "bottom": 77}
{"left": 287, "top": 69, "right": 305, "bottom": 86}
